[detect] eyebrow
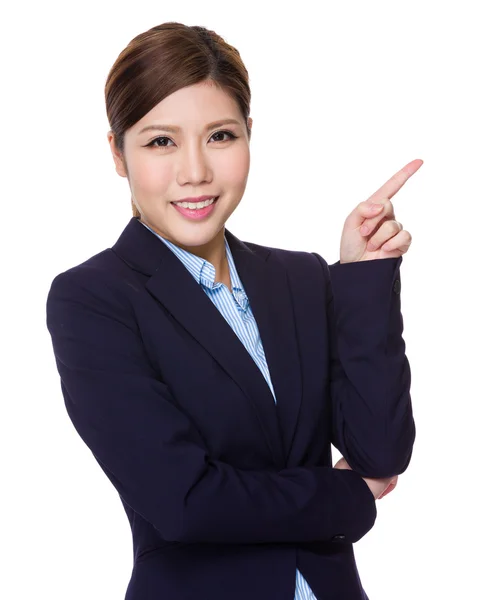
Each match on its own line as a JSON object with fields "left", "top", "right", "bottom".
{"left": 138, "top": 118, "right": 241, "bottom": 136}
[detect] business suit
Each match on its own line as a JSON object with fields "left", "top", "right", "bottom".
{"left": 137, "top": 217, "right": 331, "bottom": 600}
{"left": 46, "top": 216, "right": 415, "bottom": 600}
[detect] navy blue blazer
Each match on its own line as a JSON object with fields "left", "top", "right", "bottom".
{"left": 46, "top": 216, "right": 415, "bottom": 600}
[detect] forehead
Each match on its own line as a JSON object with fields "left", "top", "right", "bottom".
{"left": 132, "top": 81, "right": 241, "bottom": 133}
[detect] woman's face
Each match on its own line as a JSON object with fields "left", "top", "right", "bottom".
{"left": 108, "top": 80, "right": 252, "bottom": 251}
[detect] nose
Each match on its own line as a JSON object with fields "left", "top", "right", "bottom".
{"left": 176, "top": 141, "right": 212, "bottom": 186}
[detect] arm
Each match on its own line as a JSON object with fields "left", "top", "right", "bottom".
{"left": 46, "top": 268, "right": 377, "bottom": 545}
{"left": 313, "top": 253, "right": 416, "bottom": 479}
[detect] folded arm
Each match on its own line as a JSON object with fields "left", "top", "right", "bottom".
{"left": 46, "top": 268, "right": 377, "bottom": 545}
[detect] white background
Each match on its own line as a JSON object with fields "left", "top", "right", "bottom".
{"left": 2, "top": 1, "right": 478, "bottom": 598}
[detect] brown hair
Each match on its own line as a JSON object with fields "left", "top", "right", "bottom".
{"left": 104, "top": 22, "right": 252, "bottom": 218}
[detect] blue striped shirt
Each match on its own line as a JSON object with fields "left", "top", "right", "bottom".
{"left": 140, "top": 220, "right": 319, "bottom": 600}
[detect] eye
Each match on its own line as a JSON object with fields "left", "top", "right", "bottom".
{"left": 209, "top": 130, "right": 238, "bottom": 143}
{"left": 146, "top": 136, "right": 172, "bottom": 148}
{"left": 145, "top": 130, "right": 238, "bottom": 149}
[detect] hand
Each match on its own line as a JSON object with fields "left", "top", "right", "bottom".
{"left": 339, "top": 159, "right": 424, "bottom": 264}
{"left": 334, "top": 457, "right": 398, "bottom": 500}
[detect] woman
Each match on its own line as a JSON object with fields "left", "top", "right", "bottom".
{"left": 46, "top": 22, "right": 418, "bottom": 600}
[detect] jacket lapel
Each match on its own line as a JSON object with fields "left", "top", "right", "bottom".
{"left": 225, "top": 230, "right": 304, "bottom": 462}
{"left": 111, "top": 218, "right": 303, "bottom": 466}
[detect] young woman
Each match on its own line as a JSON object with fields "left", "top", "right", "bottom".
{"left": 46, "top": 22, "right": 419, "bottom": 600}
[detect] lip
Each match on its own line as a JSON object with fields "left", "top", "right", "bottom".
{"left": 172, "top": 195, "right": 217, "bottom": 204}
{"left": 172, "top": 196, "right": 218, "bottom": 220}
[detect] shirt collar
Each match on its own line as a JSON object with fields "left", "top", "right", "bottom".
{"left": 139, "top": 221, "right": 249, "bottom": 309}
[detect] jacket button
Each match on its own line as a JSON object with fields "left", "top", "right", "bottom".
{"left": 393, "top": 279, "right": 401, "bottom": 294}
{"left": 331, "top": 534, "right": 346, "bottom": 542}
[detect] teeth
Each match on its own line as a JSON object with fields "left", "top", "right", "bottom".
{"left": 175, "top": 198, "right": 216, "bottom": 209}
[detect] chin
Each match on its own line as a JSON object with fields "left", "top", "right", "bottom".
{"left": 172, "top": 226, "right": 225, "bottom": 247}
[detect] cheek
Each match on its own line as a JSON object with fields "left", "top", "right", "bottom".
{"left": 129, "top": 154, "right": 172, "bottom": 194}
{"left": 218, "top": 146, "right": 250, "bottom": 186}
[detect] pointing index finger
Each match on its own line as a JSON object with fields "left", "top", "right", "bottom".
{"left": 368, "top": 159, "right": 424, "bottom": 203}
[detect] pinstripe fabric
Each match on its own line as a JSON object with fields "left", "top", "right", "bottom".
{"left": 140, "top": 221, "right": 319, "bottom": 600}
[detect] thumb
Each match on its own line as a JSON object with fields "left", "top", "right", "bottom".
{"left": 345, "top": 199, "right": 386, "bottom": 231}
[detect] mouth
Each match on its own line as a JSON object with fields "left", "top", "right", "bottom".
{"left": 171, "top": 196, "right": 219, "bottom": 219}
{"left": 171, "top": 196, "right": 218, "bottom": 207}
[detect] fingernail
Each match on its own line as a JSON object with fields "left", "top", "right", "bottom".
{"left": 371, "top": 203, "right": 384, "bottom": 211}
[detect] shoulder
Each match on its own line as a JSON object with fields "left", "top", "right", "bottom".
{"left": 46, "top": 248, "right": 136, "bottom": 317}
{"left": 241, "top": 238, "right": 331, "bottom": 280}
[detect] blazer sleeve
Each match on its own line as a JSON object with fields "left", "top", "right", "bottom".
{"left": 45, "top": 268, "right": 377, "bottom": 545}
{"left": 312, "top": 253, "right": 416, "bottom": 479}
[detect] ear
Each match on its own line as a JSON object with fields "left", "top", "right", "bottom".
{"left": 107, "top": 131, "right": 128, "bottom": 178}
{"left": 247, "top": 117, "right": 253, "bottom": 140}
